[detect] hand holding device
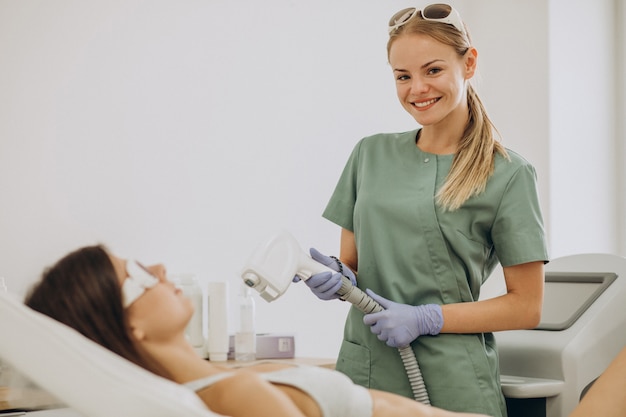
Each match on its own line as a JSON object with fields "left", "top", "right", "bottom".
{"left": 241, "top": 231, "right": 431, "bottom": 404}
{"left": 300, "top": 248, "right": 357, "bottom": 301}
{"left": 363, "top": 289, "right": 443, "bottom": 348}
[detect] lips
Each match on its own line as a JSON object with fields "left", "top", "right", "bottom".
{"left": 412, "top": 97, "right": 440, "bottom": 108}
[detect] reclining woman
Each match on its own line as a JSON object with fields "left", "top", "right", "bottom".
{"left": 25, "top": 245, "right": 487, "bottom": 417}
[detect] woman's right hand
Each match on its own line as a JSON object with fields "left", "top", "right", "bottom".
{"left": 302, "top": 271, "right": 344, "bottom": 300}
{"left": 295, "top": 248, "right": 357, "bottom": 301}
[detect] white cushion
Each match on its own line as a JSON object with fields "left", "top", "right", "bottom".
{"left": 0, "top": 292, "right": 224, "bottom": 417}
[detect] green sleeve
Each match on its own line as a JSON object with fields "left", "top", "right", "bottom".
{"left": 492, "top": 163, "right": 549, "bottom": 266}
{"left": 322, "top": 140, "right": 363, "bottom": 231}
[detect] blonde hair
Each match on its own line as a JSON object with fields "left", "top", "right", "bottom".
{"left": 387, "top": 15, "right": 509, "bottom": 211}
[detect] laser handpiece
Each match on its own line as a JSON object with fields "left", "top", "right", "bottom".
{"left": 241, "top": 230, "right": 430, "bottom": 404}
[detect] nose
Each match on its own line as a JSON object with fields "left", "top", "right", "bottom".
{"left": 410, "top": 76, "right": 429, "bottom": 95}
{"left": 146, "top": 264, "right": 167, "bottom": 281}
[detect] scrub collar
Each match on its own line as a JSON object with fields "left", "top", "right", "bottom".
{"left": 122, "top": 260, "right": 159, "bottom": 308}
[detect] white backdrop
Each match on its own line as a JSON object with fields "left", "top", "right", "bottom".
{"left": 0, "top": 0, "right": 621, "bottom": 358}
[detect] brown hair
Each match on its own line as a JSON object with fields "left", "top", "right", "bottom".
{"left": 388, "top": 13, "right": 509, "bottom": 211}
{"left": 25, "top": 245, "right": 170, "bottom": 378}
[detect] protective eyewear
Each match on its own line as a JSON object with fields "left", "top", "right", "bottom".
{"left": 122, "top": 259, "right": 159, "bottom": 307}
{"left": 388, "top": 3, "right": 466, "bottom": 37}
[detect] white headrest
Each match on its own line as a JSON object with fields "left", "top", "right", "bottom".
{"left": 0, "top": 292, "right": 224, "bottom": 417}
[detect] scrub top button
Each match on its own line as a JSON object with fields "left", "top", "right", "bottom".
{"left": 424, "top": 158, "right": 430, "bottom": 163}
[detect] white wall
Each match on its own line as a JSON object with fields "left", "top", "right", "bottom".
{"left": 618, "top": 0, "right": 626, "bottom": 254}
{"left": 549, "top": 0, "right": 622, "bottom": 258}
{"left": 0, "top": 0, "right": 621, "bottom": 358}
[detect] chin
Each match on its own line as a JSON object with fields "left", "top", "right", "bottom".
{"left": 186, "top": 303, "right": 195, "bottom": 317}
{"left": 411, "top": 113, "right": 444, "bottom": 127}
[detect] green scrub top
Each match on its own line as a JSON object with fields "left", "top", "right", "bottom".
{"left": 322, "top": 130, "right": 549, "bottom": 416}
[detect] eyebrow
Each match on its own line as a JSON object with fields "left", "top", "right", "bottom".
{"left": 392, "top": 59, "right": 446, "bottom": 73}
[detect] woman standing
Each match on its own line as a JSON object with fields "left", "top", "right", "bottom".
{"left": 302, "top": 4, "right": 549, "bottom": 416}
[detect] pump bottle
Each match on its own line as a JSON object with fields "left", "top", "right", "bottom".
{"left": 235, "top": 284, "right": 256, "bottom": 361}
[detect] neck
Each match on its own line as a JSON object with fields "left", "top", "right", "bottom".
{"left": 417, "top": 102, "right": 469, "bottom": 155}
{"left": 140, "top": 335, "right": 225, "bottom": 384}
{"left": 417, "top": 130, "right": 458, "bottom": 154}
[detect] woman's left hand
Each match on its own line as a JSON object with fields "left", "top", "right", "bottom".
{"left": 363, "top": 289, "right": 443, "bottom": 348}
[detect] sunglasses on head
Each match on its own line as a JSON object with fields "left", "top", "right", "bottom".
{"left": 388, "top": 3, "right": 466, "bottom": 37}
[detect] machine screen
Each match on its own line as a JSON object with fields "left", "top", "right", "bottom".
{"left": 536, "top": 272, "right": 617, "bottom": 330}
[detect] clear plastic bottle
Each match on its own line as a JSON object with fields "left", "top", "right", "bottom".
{"left": 177, "top": 275, "right": 206, "bottom": 358}
{"left": 235, "top": 284, "right": 256, "bottom": 361}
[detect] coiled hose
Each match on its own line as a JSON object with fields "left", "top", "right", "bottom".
{"left": 336, "top": 276, "right": 430, "bottom": 404}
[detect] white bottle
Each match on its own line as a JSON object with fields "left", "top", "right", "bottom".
{"left": 177, "top": 275, "right": 206, "bottom": 358}
{"left": 207, "top": 282, "right": 229, "bottom": 362}
{"left": 235, "top": 284, "right": 256, "bottom": 361}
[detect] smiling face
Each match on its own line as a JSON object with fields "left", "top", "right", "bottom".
{"left": 389, "top": 33, "right": 476, "bottom": 130}
{"left": 109, "top": 254, "right": 194, "bottom": 343}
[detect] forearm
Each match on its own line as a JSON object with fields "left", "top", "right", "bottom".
{"left": 441, "top": 294, "right": 540, "bottom": 334}
{"left": 339, "top": 228, "right": 358, "bottom": 273}
{"left": 441, "top": 261, "right": 544, "bottom": 333}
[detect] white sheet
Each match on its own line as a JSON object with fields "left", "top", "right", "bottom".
{"left": 0, "top": 291, "right": 224, "bottom": 417}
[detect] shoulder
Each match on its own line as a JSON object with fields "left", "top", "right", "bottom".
{"left": 495, "top": 148, "right": 538, "bottom": 177}
{"left": 483, "top": 148, "right": 541, "bottom": 197}
{"left": 501, "top": 148, "right": 534, "bottom": 166}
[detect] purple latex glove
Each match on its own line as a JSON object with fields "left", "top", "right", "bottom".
{"left": 363, "top": 289, "right": 443, "bottom": 348}
{"left": 293, "top": 248, "right": 357, "bottom": 301}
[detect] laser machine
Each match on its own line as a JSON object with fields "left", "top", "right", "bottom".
{"left": 497, "top": 253, "right": 626, "bottom": 417}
